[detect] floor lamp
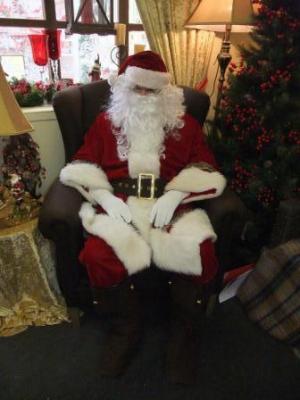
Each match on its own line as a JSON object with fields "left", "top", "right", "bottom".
{"left": 185, "top": 0, "right": 253, "bottom": 128}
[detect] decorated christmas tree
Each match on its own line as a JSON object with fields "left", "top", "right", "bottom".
{"left": 210, "top": 0, "right": 300, "bottom": 248}
{"left": 1, "top": 134, "right": 46, "bottom": 198}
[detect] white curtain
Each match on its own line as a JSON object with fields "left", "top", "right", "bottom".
{"left": 136, "top": 0, "right": 215, "bottom": 87}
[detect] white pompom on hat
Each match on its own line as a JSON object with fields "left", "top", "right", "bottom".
{"left": 109, "top": 51, "right": 171, "bottom": 89}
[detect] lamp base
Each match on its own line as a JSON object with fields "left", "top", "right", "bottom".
{"left": 217, "top": 40, "right": 232, "bottom": 77}
{"left": 214, "top": 37, "right": 232, "bottom": 128}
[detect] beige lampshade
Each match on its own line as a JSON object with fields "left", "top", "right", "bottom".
{"left": 0, "top": 64, "right": 33, "bottom": 136}
{"left": 185, "top": 0, "right": 254, "bottom": 32}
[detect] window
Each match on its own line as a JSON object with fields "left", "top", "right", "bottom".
{"left": 0, "top": 26, "right": 50, "bottom": 81}
{"left": 128, "top": 31, "right": 149, "bottom": 55}
{"left": 73, "top": 0, "right": 112, "bottom": 24}
{"left": 126, "top": 0, "right": 149, "bottom": 55}
{"left": 54, "top": 0, "right": 66, "bottom": 22}
{"left": 0, "top": 0, "right": 44, "bottom": 20}
{"left": 60, "top": 32, "right": 116, "bottom": 82}
{"left": 0, "top": 0, "right": 148, "bottom": 84}
{"left": 0, "top": 55, "right": 25, "bottom": 79}
{"left": 129, "top": 0, "right": 141, "bottom": 24}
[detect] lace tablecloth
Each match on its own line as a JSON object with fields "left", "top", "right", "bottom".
{"left": 0, "top": 218, "right": 69, "bottom": 336}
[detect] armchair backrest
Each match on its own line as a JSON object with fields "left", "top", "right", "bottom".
{"left": 53, "top": 80, "right": 210, "bottom": 163}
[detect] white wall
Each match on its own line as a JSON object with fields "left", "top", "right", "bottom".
{"left": 22, "top": 106, "right": 65, "bottom": 196}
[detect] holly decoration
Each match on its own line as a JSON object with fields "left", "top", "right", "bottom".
{"left": 209, "top": 0, "right": 300, "bottom": 247}
{"left": 9, "top": 78, "right": 45, "bottom": 107}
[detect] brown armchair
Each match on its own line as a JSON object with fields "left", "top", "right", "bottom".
{"left": 38, "top": 80, "right": 249, "bottom": 314}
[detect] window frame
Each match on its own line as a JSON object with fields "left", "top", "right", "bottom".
{"left": 0, "top": 0, "right": 144, "bottom": 41}
{"left": 65, "top": 0, "right": 115, "bottom": 35}
{"left": 0, "top": 0, "right": 116, "bottom": 32}
{"left": 0, "top": 0, "right": 65, "bottom": 29}
{"left": 0, "top": 0, "right": 145, "bottom": 79}
{"left": 119, "top": 0, "right": 143, "bottom": 38}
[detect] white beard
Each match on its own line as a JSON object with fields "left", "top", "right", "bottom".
{"left": 107, "top": 75, "right": 185, "bottom": 177}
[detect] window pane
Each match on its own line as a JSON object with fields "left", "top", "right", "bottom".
{"left": 128, "top": 31, "right": 149, "bottom": 56}
{"left": 60, "top": 31, "right": 117, "bottom": 83}
{"left": 0, "top": 0, "right": 45, "bottom": 19}
{"left": 113, "top": 0, "right": 118, "bottom": 23}
{"left": 73, "top": 0, "right": 112, "bottom": 24}
{"left": 129, "top": 0, "right": 141, "bottom": 24}
{"left": 0, "top": 27, "right": 118, "bottom": 85}
{"left": 54, "top": 0, "right": 66, "bottom": 21}
{"left": 0, "top": 27, "right": 49, "bottom": 81}
{"left": 1, "top": 55, "right": 25, "bottom": 79}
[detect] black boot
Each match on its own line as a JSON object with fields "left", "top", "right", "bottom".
{"left": 166, "top": 275, "right": 213, "bottom": 384}
{"left": 92, "top": 279, "right": 141, "bottom": 377}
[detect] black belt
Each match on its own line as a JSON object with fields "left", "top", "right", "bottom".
{"left": 111, "top": 173, "right": 166, "bottom": 199}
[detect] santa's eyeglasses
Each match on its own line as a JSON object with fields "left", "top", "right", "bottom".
{"left": 132, "top": 85, "right": 161, "bottom": 95}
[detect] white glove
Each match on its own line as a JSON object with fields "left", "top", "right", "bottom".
{"left": 90, "top": 189, "right": 132, "bottom": 223}
{"left": 150, "top": 190, "right": 188, "bottom": 228}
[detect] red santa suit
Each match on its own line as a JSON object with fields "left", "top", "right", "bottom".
{"left": 60, "top": 53, "right": 226, "bottom": 288}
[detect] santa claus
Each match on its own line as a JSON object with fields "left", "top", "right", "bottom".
{"left": 60, "top": 51, "right": 226, "bottom": 383}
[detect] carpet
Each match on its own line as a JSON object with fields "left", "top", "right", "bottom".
{"left": 0, "top": 299, "right": 299, "bottom": 400}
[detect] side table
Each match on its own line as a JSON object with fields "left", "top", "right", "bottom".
{"left": 0, "top": 218, "right": 68, "bottom": 336}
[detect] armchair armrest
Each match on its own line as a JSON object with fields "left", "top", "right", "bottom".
{"left": 201, "top": 187, "right": 251, "bottom": 291}
{"left": 202, "top": 187, "right": 248, "bottom": 238}
{"left": 39, "top": 178, "right": 83, "bottom": 237}
{"left": 38, "top": 178, "right": 89, "bottom": 306}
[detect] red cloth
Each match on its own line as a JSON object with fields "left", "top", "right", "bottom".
{"left": 193, "top": 239, "right": 219, "bottom": 284}
{"left": 80, "top": 235, "right": 218, "bottom": 287}
{"left": 73, "top": 112, "right": 218, "bottom": 183}
{"left": 74, "top": 111, "right": 219, "bottom": 288}
{"left": 79, "top": 236, "right": 127, "bottom": 287}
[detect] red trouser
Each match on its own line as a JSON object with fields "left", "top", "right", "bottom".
{"left": 79, "top": 235, "right": 219, "bottom": 288}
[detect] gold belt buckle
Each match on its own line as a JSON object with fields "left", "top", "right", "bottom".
{"left": 137, "top": 173, "right": 155, "bottom": 199}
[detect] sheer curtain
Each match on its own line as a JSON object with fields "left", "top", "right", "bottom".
{"left": 136, "top": 0, "right": 214, "bottom": 87}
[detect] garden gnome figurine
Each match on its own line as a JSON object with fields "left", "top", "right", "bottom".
{"left": 89, "top": 54, "right": 101, "bottom": 82}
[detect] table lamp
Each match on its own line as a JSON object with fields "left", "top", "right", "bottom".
{"left": 0, "top": 63, "right": 40, "bottom": 227}
{"left": 0, "top": 63, "right": 33, "bottom": 136}
{"left": 185, "top": 0, "right": 254, "bottom": 124}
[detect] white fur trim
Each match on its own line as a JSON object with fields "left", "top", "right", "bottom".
{"left": 127, "top": 196, "right": 156, "bottom": 242}
{"left": 150, "top": 209, "right": 216, "bottom": 275}
{"left": 60, "top": 162, "right": 113, "bottom": 202}
{"left": 79, "top": 202, "right": 151, "bottom": 275}
{"left": 107, "top": 71, "right": 118, "bottom": 87}
{"left": 127, "top": 151, "right": 161, "bottom": 178}
{"left": 165, "top": 166, "right": 226, "bottom": 202}
{"left": 124, "top": 66, "right": 170, "bottom": 90}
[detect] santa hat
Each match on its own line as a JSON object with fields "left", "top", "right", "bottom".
{"left": 109, "top": 51, "right": 171, "bottom": 89}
